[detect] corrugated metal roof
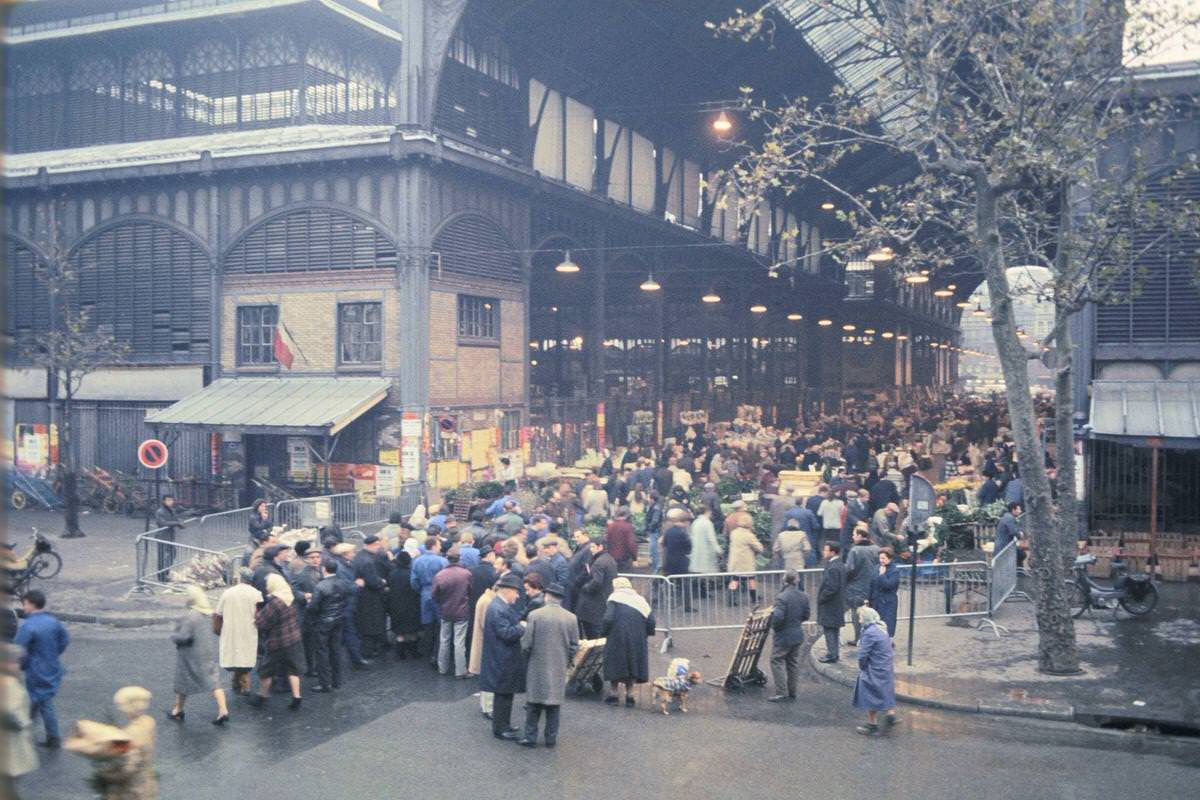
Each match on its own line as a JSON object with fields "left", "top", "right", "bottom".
{"left": 3, "top": 124, "right": 394, "bottom": 178}
{"left": 1089, "top": 380, "right": 1200, "bottom": 442}
{"left": 144, "top": 377, "right": 391, "bottom": 436}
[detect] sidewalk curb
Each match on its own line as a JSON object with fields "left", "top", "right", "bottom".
{"left": 807, "top": 645, "right": 1074, "bottom": 722}
{"left": 21, "top": 609, "right": 175, "bottom": 628}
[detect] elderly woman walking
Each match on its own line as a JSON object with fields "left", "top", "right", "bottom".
{"left": 250, "top": 573, "right": 305, "bottom": 711}
{"left": 852, "top": 606, "right": 898, "bottom": 735}
{"left": 167, "top": 586, "right": 230, "bottom": 726}
{"left": 601, "top": 577, "right": 656, "bottom": 707}
{"left": 214, "top": 568, "right": 262, "bottom": 696}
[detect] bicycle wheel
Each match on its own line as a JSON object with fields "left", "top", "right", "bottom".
{"left": 31, "top": 551, "right": 63, "bottom": 580}
{"left": 10, "top": 490, "right": 27, "bottom": 511}
{"left": 1066, "top": 581, "right": 1089, "bottom": 618}
{"left": 1120, "top": 583, "right": 1159, "bottom": 616}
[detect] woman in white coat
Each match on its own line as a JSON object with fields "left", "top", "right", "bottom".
{"left": 214, "top": 568, "right": 262, "bottom": 696}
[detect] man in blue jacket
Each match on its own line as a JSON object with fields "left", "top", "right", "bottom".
{"left": 15, "top": 590, "right": 70, "bottom": 748}
{"left": 411, "top": 536, "right": 449, "bottom": 665}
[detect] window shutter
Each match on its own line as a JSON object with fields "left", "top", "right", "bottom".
{"left": 225, "top": 208, "right": 396, "bottom": 274}
{"left": 433, "top": 215, "right": 521, "bottom": 282}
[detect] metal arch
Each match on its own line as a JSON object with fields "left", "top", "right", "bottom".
{"left": 64, "top": 212, "right": 216, "bottom": 267}
{"left": 219, "top": 200, "right": 399, "bottom": 261}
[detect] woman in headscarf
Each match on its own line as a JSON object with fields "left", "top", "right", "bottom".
{"left": 386, "top": 550, "right": 422, "bottom": 658}
{"left": 852, "top": 605, "right": 897, "bottom": 735}
{"left": 167, "top": 586, "right": 229, "bottom": 725}
{"left": 251, "top": 573, "right": 305, "bottom": 711}
{"left": 601, "top": 577, "right": 656, "bottom": 707}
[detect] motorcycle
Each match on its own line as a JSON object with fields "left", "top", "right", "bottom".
{"left": 1066, "top": 553, "right": 1158, "bottom": 619}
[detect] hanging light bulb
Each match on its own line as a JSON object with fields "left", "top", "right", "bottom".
{"left": 881, "top": 331, "right": 894, "bottom": 339}
{"left": 555, "top": 250, "right": 580, "bottom": 273}
{"left": 896, "top": 334, "right": 909, "bottom": 341}
{"left": 972, "top": 303, "right": 987, "bottom": 317}
{"left": 933, "top": 286, "right": 953, "bottom": 297}
{"left": 712, "top": 111, "right": 733, "bottom": 134}
{"left": 842, "top": 323, "right": 856, "bottom": 331}
{"left": 866, "top": 246, "right": 894, "bottom": 263}
{"left": 640, "top": 273, "right": 661, "bottom": 292}
{"left": 864, "top": 328, "right": 877, "bottom": 335}
{"left": 750, "top": 303, "right": 767, "bottom": 313}
{"left": 817, "top": 318, "right": 833, "bottom": 327}
{"left": 820, "top": 201, "right": 835, "bottom": 210}
{"left": 702, "top": 288, "right": 721, "bottom": 303}
{"left": 905, "top": 273, "right": 929, "bottom": 284}
{"left": 956, "top": 299, "right": 972, "bottom": 308}
{"left": 787, "top": 312, "right": 803, "bottom": 321}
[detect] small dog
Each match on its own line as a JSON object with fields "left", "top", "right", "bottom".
{"left": 652, "top": 657, "right": 702, "bottom": 715}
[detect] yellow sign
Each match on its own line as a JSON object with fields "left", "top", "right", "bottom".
{"left": 378, "top": 449, "right": 400, "bottom": 466}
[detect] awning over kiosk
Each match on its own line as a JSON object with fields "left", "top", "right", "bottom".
{"left": 1088, "top": 380, "right": 1200, "bottom": 449}
{"left": 144, "top": 377, "right": 391, "bottom": 436}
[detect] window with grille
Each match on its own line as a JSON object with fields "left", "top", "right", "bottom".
{"left": 432, "top": 215, "right": 521, "bottom": 282}
{"left": 458, "top": 295, "right": 499, "bottom": 341}
{"left": 238, "top": 306, "right": 278, "bottom": 365}
{"left": 338, "top": 302, "right": 382, "bottom": 365}
{"left": 224, "top": 208, "right": 398, "bottom": 274}
{"left": 180, "top": 39, "right": 239, "bottom": 135}
{"left": 7, "top": 62, "right": 63, "bottom": 152}
{"left": 499, "top": 410, "right": 521, "bottom": 450}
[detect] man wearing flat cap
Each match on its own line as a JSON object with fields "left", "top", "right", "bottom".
{"left": 519, "top": 583, "right": 578, "bottom": 747}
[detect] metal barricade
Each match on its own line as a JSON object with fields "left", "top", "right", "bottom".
{"left": 355, "top": 483, "right": 424, "bottom": 527}
{"left": 134, "top": 527, "right": 241, "bottom": 592}
{"left": 894, "top": 559, "right": 991, "bottom": 621}
{"left": 194, "top": 505, "right": 256, "bottom": 551}
{"left": 663, "top": 569, "right": 825, "bottom": 634}
{"left": 274, "top": 493, "right": 358, "bottom": 531}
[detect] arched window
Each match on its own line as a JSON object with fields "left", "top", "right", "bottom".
{"left": 3, "top": 239, "right": 50, "bottom": 350}
{"left": 67, "top": 56, "right": 122, "bottom": 146}
{"left": 433, "top": 214, "right": 521, "bottom": 282}
{"left": 70, "top": 222, "right": 213, "bottom": 361}
{"left": 123, "top": 48, "right": 176, "bottom": 141}
{"left": 8, "top": 63, "right": 63, "bottom": 153}
{"left": 348, "top": 54, "right": 391, "bottom": 125}
{"left": 225, "top": 208, "right": 397, "bottom": 274}
{"left": 304, "top": 38, "right": 347, "bottom": 123}
{"left": 180, "top": 39, "right": 239, "bottom": 134}
{"left": 241, "top": 32, "right": 301, "bottom": 128}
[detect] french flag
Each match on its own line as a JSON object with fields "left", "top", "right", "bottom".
{"left": 273, "top": 320, "right": 298, "bottom": 369}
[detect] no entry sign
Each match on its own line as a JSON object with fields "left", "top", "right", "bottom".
{"left": 138, "top": 439, "right": 169, "bottom": 470}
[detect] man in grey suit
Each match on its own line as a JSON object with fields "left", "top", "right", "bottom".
{"left": 817, "top": 543, "right": 846, "bottom": 663}
{"left": 768, "top": 570, "right": 811, "bottom": 702}
{"left": 843, "top": 526, "right": 881, "bottom": 645}
{"left": 519, "top": 582, "right": 579, "bottom": 748}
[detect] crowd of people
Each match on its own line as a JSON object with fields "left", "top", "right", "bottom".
{"left": 3, "top": 394, "right": 1024, "bottom": 794}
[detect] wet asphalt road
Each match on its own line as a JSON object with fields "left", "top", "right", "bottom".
{"left": 16, "top": 625, "right": 1200, "bottom": 800}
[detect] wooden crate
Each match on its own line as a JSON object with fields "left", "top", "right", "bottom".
{"left": 1087, "top": 557, "right": 1114, "bottom": 578}
{"left": 1158, "top": 556, "right": 1193, "bottom": 582}
{"left": 1123, "top": 556, "right": 1150, "bottom": 574}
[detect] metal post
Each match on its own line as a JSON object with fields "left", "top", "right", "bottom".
{"left": 1149, "top": 445, "right": 1159, "bottom": 568}
{"left": 906, "top": 523, "right": 918, "bottom": 666}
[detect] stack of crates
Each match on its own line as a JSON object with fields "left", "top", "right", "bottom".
{"left": 1121, "top": 532, "right": 1152, "bottom": 574}
{"left": 1156, "top": 533, "right": 1193, "bottom": 582}
{"left": 1086, "top": 534, "right": 1121, "bottom": 577}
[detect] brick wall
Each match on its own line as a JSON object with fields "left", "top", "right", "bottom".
{"left": 428, "top": 277, "right": 527, "bottom": 408}
{"left": 221, "top": 271, "right": 401, "bottom": 374}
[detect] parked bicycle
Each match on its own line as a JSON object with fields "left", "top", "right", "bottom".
{"left": 1, "top": 529, "right": 64, "bottom": 597}
{"left": 1067, "top": 554, "right": 1158, "bottom": 619}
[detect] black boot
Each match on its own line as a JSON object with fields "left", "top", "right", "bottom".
{"left": 749, "top": 589, "right": 758, "bottom": 605}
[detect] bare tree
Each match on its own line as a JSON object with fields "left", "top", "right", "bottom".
{"left": 711, "top": 0, "right": 1198, "bottom": 673}
{"left": 22, "top": 223, "right": 127, "bottom": 538}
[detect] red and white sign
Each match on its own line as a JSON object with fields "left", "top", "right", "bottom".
{"left": 138, "top": 439, "right": 169, "bottom": 470}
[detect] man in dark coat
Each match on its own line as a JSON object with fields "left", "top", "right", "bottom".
{"left": 253, "top": 544, "right": 292, "bottom": 595}
{"left": 817, "top": 542, "right": 846, "bottom": 663}
{"left": 843, "top": 527, "right": 881, "bottom": 645}
{"left": 153, "top": 495, "right": 185, "bottom": 576}
{"left": 564, "top": 529, "right": 592, "bottom": 613}
{"left": 352, "top": 536, "right": 389, "bottom": 658}
{"left": 660, "top": 509, "right": 693, "bottom": 612}
{"left": 480, "top": 573, "right": 526, "bottom": 740}
{"left": 306, "top": 560, "right": 351, "bottom": 692}
{"left": 698, "top": 482, "right": 723, "bottom": 530}
{"left": 386, "top": 551, "right": 422, "bottom": 659}
{"left": 574, "top": 539, "right": 617, "bottom": 639}
{"left": 868, "top": 478, "right": 900, "bottom": 514}
{"left": 768, "top": 570, "right": 810, "bottom": 702}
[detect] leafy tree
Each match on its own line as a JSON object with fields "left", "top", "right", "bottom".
{"left": 22, "top": 221, "right": 127, "bottom": 538}
{"left": 711, "top": 0, "right": 1198, "bottom": 673}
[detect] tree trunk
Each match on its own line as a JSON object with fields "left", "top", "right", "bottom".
{"left": 1052, "top": 308, "right": 1079, "bottom": 537}
{"left": 976, "top": 180, "right": 1079, "bottom": 674}
{"left": 60, "top": 381, "right": 85, "bottom": 538}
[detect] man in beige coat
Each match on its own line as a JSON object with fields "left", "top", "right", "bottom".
{"left": 518, "top": 583, "right": 578, "bottom": 748}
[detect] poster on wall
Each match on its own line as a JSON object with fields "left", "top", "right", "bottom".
{"left": 287, "top": 437, "right": 311, "bottom": 481}
{"left": 378, "top": 449, "right": 400, "bottom": 466}
{"left": 350, "top": 464, "right": 376, "bottom": 502}
{"left": 376, "top": 464, "right": 399, "bottom": 497}
{"left": 400, "top": 412, "right": 422, "bottom": 482}
{"left": 15, "top": 424, "right": 57, "bottom": 471}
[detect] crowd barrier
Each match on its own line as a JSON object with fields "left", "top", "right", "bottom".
{"left": 133, "top": 527, "right": 241, "bottom": 592}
